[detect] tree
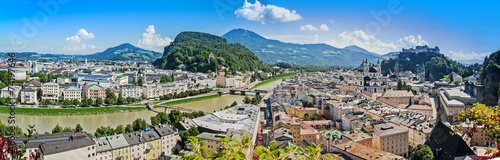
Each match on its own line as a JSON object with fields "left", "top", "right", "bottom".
{"left": 63, "top": 99, "right": 72, "bottom": 106}
{"left": 105, "top": 97, "right": 115, "bottom": 105}
{"left": 243, "top": 96, "right": 251, "bottom": 104}
{"left": 151, "top": 116, "right": 160, "bottom": 126}
{"left": 87, "top": 98, "right": 94, "bottom": 106}
{"left": 456, "top": 103, "right": 500, "bottom": 157}
{"left": 181, "top": 137, "right": 214, "bottom": 160}
{"left": 230, "top": 101, "right": 238, "bottom": 107}
{"left": 125, "top": 124, "right": 134, "bottom": 133}
{"left": 95, "top": 98, "right": 104, "bottom": 106}
{"left": 132, "top": 77, "right": 136, "bottom": 85}
{"left": 72, "top": 99, "right": 80, "bottom": 106}
{"left": 115, "top": 125, "right": 125, "bottom": 134}
{"left": 75, "top": 124, "right": 83, "bottom": 132}
{"left": 411, "top": 144, "right": 434, "bottom": 160}
{"left": 132, "top": 118, "right": 147, "bottom": 131}
{"left": 105, "top": 88, "right": 117, "bottom": 100}
{"left": 117, "top": 96, "right": 126, "bottom": 104}
{"left": 339, "top": 75, "right": 344, "bottom": 81}
{"left": 138, "top": 78, "right": 143, "bottom": 86}
{"left": 160, "top": 75, "right": 173, "bottom": 82}
{"left": 52, "top": 124, "right": 63, "bottom": 133}
{"left": 303, "top": 113, "right": 310, "bottom": 121}
{"left": 126, "top": 97, "right": 134, "bottom": 103}
{"left": 397, "top": 79, "right": 403, "bottom": 90}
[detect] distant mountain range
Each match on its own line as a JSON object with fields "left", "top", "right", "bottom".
{"left": 222, "top": 28, "right": 382, "bottom": 66}
{"left": 0, "top": 43, "right": 162, "bottom": 61}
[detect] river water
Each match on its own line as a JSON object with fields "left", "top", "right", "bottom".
{"left": 0, "top": 79, "right": 283, "bottom": 133}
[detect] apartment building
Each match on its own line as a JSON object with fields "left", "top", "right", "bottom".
{"left": 381, "top": 90, "right": 414, "bottom": 104}
{"left": 20, "top": 88, "right": 37, "bottom": 104}
{"left": 142, "top": 83, "right": 187, "bottom": 99}
{"left": 120, "top": 84, "right": 141, "bottom": 99}
{"left": 42, "top": 82, "right": 60, "bottom": 103}
{"left": 372, "top": 123, "right": 409, "bottom": 157}
{"left": 85, "top": 84, "right": 105, "bottom": 101}
{"left": 1, "top": 85, "right": 22, "bottom": 101}
{"left": 63, "top": 86, "right": 82, "bottom": 101}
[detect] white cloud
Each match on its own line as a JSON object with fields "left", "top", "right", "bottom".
{"left": 337, "top": 30, "right": 398, "bottom": 54}
{"left": 447, "top": 50, "right": 491, "bottom": 63}
{"left": 299, "top": 24, "right": 328, "bottom": 31}
{"left": 299, "top": 25, "right": 317, "bottom": 31}
{"left": 76, "top": 29, "right": 95, "bottom": 40}
{"left": 397, "top": 35, "right": 428, "bottom": 49}
{"left": 138, "top": 25, "right": 173, "bottom": 52}
{"left": 63, "top": 29, "right": 96, "bottom": 53}
{"left": 324, "top": 30, "right": 432, "bottom": 54}
{"left": 314, "top": 34, "right": 319, "bottom": 43}
{"left": 234, "top": 0, "right": 301, "bottom": 23}
{"left": 329, "top": 20, "right": 335, "bottom": 24}
{"left": 319, "top": 24, "right": 329, "bottom": 31}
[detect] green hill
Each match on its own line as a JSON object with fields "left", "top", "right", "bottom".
{"left": 84, "top": 43, "right": 162, "bottom": 61}
{"left": 221, "top": 28, "right": 380, "bottom": 66}
{"left": 154, "top": 31, "right": 263, "bottom": 73}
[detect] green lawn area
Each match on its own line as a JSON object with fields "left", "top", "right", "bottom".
{"left": 0, "top": 106, "right": 147, "bottom": 116}
{"left": 252, "top": 73, "right": 296, "bottom": 89}
{"left": 161, "top": 94, "right": 221, "bottom": 106}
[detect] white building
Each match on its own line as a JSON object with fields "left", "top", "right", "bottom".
{"left": 20, "top": 88, "right": 37, "bottom": 104}
{"left": 63, "top": 86, "right": 82, "bottom": 101}
{"left": 42, "top": 82, "right": 60, "bottom": 103}
{"left": 1, "top": 85, "right": 22, "bottom": 101}
{"left": 142, "top": 83, "right": 187, "bottom": 99}
{"left": 120, "top": 84, "right": 141, "bottom": 99}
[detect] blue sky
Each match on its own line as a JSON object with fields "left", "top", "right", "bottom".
{"left": 0, "top": 0, "right": 498, "bottom": 63}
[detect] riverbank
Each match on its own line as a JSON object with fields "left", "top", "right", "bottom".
{"left": 251, "top": 73, "right": 295, "bottom": 89}
{"left": 161, "top": 94, "right": 221, "bottom": 106}
{"left": 0, "top": 106, "right": 147, "bottom": 116}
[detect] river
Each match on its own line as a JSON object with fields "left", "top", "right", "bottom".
{"left": 0, "top": 79, "right": 283, "bottom": 133}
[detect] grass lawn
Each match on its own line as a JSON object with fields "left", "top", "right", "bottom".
{"left": 161, "top": 94, "right": 221, "bottom": 106}
{"left": 252, "top": 73, "right": 296, "bottom": 89}
{"left": 0, "top": 106, "right": 147, "bottom": 116}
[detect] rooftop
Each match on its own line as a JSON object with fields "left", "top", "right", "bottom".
{"left": 193, "top": 104, "right": 259, "bottom": 134}
{"left": 334, "top": 141, "right": 404, "bottom": 160}
{"left": 382, "top": 90, "right": 414, "bottom": 98}
{"left": 373, "top": 123, "right": 408, "bottom": 137}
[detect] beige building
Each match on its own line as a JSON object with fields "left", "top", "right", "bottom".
{"left": 438, "top": 89, "right": 476, "bottom": 122}
{"left": 85, "top": 84, "right": 105, "bottom": 101}
{"left": 20, "top": 88, "right": 37, "bottom": 104}
{"left": 381, "top": 90, "right": 414, "bottom": 104}
{"left": 372, "top": 123, "right": 409, "bottom": 157}
{"left": 142, "top": 83, "right": 187, "bottom": 99}
{"left": 42, "top": 82, "right": 60, "bottom": 103}
{"left": 461, "top": 123, "right": 495, "bottom": 147}
{"left": 63, "top": 86, "right": 82, "bottom": 101}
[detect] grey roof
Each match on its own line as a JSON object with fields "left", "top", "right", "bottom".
{"left": 373, "top": 123, "right": 408, "bottom": 137}
{"left": 24, "top": 80, "right": 42, "bottom": 87}
{"left": 123, "top": 131, "right": 145, "bottom": 145}
{"left": 193, "top": 104, "right": 259, "bottom": 134}
{"left": 21, "top": 88, "right": 36, "bottom": 92}
{"left": 142, "top": 130, "right": 161, "bottom": 142}
{"left": 153, "top": 124, "right": 175, "bottom": 137}
{"left": 38, "top": 132, "right": 95, "bottom": 155}
{"left": 106, "top": 134, "right": 129, "bottom": 149}
{"left": 95, "top": 137, "right": 112, "bottom": 152}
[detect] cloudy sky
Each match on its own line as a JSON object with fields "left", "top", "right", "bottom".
{"left": 0, "top": 0, "right": 498, "bottom": 63}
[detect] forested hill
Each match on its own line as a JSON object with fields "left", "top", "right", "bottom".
{"left": 154, "top": 31, "right": 263, "bottom": 73}
{"left": 380, "top": 54, "right": 481, "bottom": 81}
